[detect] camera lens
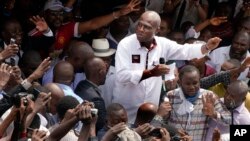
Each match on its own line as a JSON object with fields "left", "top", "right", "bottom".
{"left": 23, "top": 97, "right": 28, "bottom": 106}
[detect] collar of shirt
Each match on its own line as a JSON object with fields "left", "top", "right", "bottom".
{"left": 86, "top": 79, "right": 100, "bottom": 90}
{"left": 234, "top": 102, "right": 246, "bottom": 114}
{"left": 139, "top": 38, "right": 157, "bottom": 51}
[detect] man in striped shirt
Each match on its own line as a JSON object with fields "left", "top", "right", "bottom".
{"left": 155, "top": 65, "right": 231, "bottom": 141}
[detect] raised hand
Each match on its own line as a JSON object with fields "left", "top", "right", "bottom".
{"left": 106, "top": 122, "right": 127, "bottom": 136}
{"left": 134, "top": 123, "right": 154, "bottom": 138}
{"left": 30, "top": 15, "right": 49, "bottom": 33}
{"left": 11, "top": 66, "right": 23, "bottom": 83}
{"left": 210, "top": 17, "right": 227, "bottom": 26}
{"left": 0, "top": 63, "right": 12, "bottom": 89}
{"left": 118, "top": 0, "right": 141, "bottom": 16}
{"left": 0, "top": 44, "right": 19, "bottom": 60}
{"left": 77, "top": 104, "right": 92, "bottom": 124}
{"left": 27, "top": 57, "right": 51, "bottom": 82}
{"left": 202, "top": 92, "right": 216, "bottom": 118}
{"left": 157, "top": 101, "right": 172, "bottom": 117}
{"left": 33, "top": 92, "right": 51, "bottom": 113}
{"left": 161, "top": 128, "right": 171, "bottom": 141}
{"left": 205, "top": 37, "right": 222, "bottom": 50}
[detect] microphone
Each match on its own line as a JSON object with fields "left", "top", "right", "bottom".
{"left": 159, "top": 57, "right": 165, "bottom": 80}
{"left": 159, "top": 58, "right": 166, "bottom": 92}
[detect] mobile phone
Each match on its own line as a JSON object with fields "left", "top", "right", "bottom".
{"left": 32, "top": 88, "right": 41, "bottom": 100}
{"left": 10, "top": 38, "right": 16, "bottom": 45}
{"left": 10, "top": 58, "right": 15, "bottom": 66}
{"left": 149, "top": 128, "right": 162, "bottom": 138}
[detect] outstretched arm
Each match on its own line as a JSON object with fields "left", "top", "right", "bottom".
{"left": 194, "top": 17, "right": 227, "bottom": 33}
{"left": 78, "top": 0, "right": 140, "bottom": 34}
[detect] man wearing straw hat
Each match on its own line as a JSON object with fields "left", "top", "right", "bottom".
{"left": 92, "top": 38, "right": 116, "bottom": 108}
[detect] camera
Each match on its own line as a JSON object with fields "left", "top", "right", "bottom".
{"left": 11, "top": 92, "right": 32, "bottom": 107}
{"left": 90, "top": 108, "right": 98, "bottom": 116}
{"left": 149, "top": 128, "right": 162, "bottom": 138}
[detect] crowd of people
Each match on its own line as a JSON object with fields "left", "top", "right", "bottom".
{"left": 0, "top": 0, "right": 250, "bottom": 141}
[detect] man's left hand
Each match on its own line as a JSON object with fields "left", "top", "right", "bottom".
{"left": 202, "top": 92, "right": 217, "bottom": 118}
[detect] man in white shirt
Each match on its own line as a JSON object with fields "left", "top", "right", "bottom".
{"left": 113, "top": 10, "right": 221, "bottom": 123}
{"left": 207, "top": 31, "right": 250, "bottom": 80}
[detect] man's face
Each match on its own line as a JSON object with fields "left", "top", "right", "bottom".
{"left": 238, "top": 21, "right": 250, "bottom": 34}
{"left": 157, "top": 20, "right": 170, "bottom": 37}
{"left": 199, "top": 30, "right": 212, "bottom": 42}
{"left": 179, "top": 71, "right": 200, "bottom": 96}
{"left": 224, "top": 87, "right": 242, "bottom": 109}
{"left": 101, "top": 56, "right": 112, "bottom": 71}
{"left": 45, "top": 9, "right": 64, "bottom": 29}
{"left": 135, "top": 15, "right": 158, "bottom": 42}
{"left": 98, "top": 61, "right": 107, "bottom": 85}
{"left": 230, "top": 35, "right": 249, "bottom": 60}
{"left": 2, "top": 21, "right": 23, "bottom": 46}
{"left": 107, "top": 109, "right": 128, "bottom": 127}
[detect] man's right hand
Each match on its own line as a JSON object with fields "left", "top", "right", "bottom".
{"left": 118, "top": 0, "right": 141, "bottom": 16}
{"left": 157, "top": 101, "right": 172, "bottom": 117}
{"left": 151, "top": 64, "right": 170, "bottom": 77}
{"left": 209, "top": 17, "right": 227, "bottom": 26}
{"left": 0, "top": 63, "right": 12, "bottom": 89}
{"left": 30, "top": 15, "right": 49, "bottom": 33}
{"left": 27, "top": 57, "right": 51, "bottom": 82}
{"left": 0, "top": 44, "right": 19, "bottom": 60}
{"left": 134, "top": 123, "right": 154, "bottom": 138}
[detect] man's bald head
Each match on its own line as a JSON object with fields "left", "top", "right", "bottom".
{"left": 44, "top": 83, "right": 64, "bottom": 114}
{"left": 67, "top": 41, "right": 94, "bottom": 72}
{"left": 53, "top": 61, "right": 74, "bottom": 85}
{"left": 84, "top": 57, "right": 107, "bottom": 85}
{"left": 134, "top": 102, "right": 158, "bottom": 126}
{"left": 68, "top": 41, "right": 94, "bottom": 58}
{"left": 140, "top": 11, "right": 161, "bottom": 28}
{"left": 228, "top": 80, "right": 248, "bottom": 98}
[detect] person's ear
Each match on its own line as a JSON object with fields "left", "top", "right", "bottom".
{"left": 155, "top": 26, "right": 161, "bottom": 34}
